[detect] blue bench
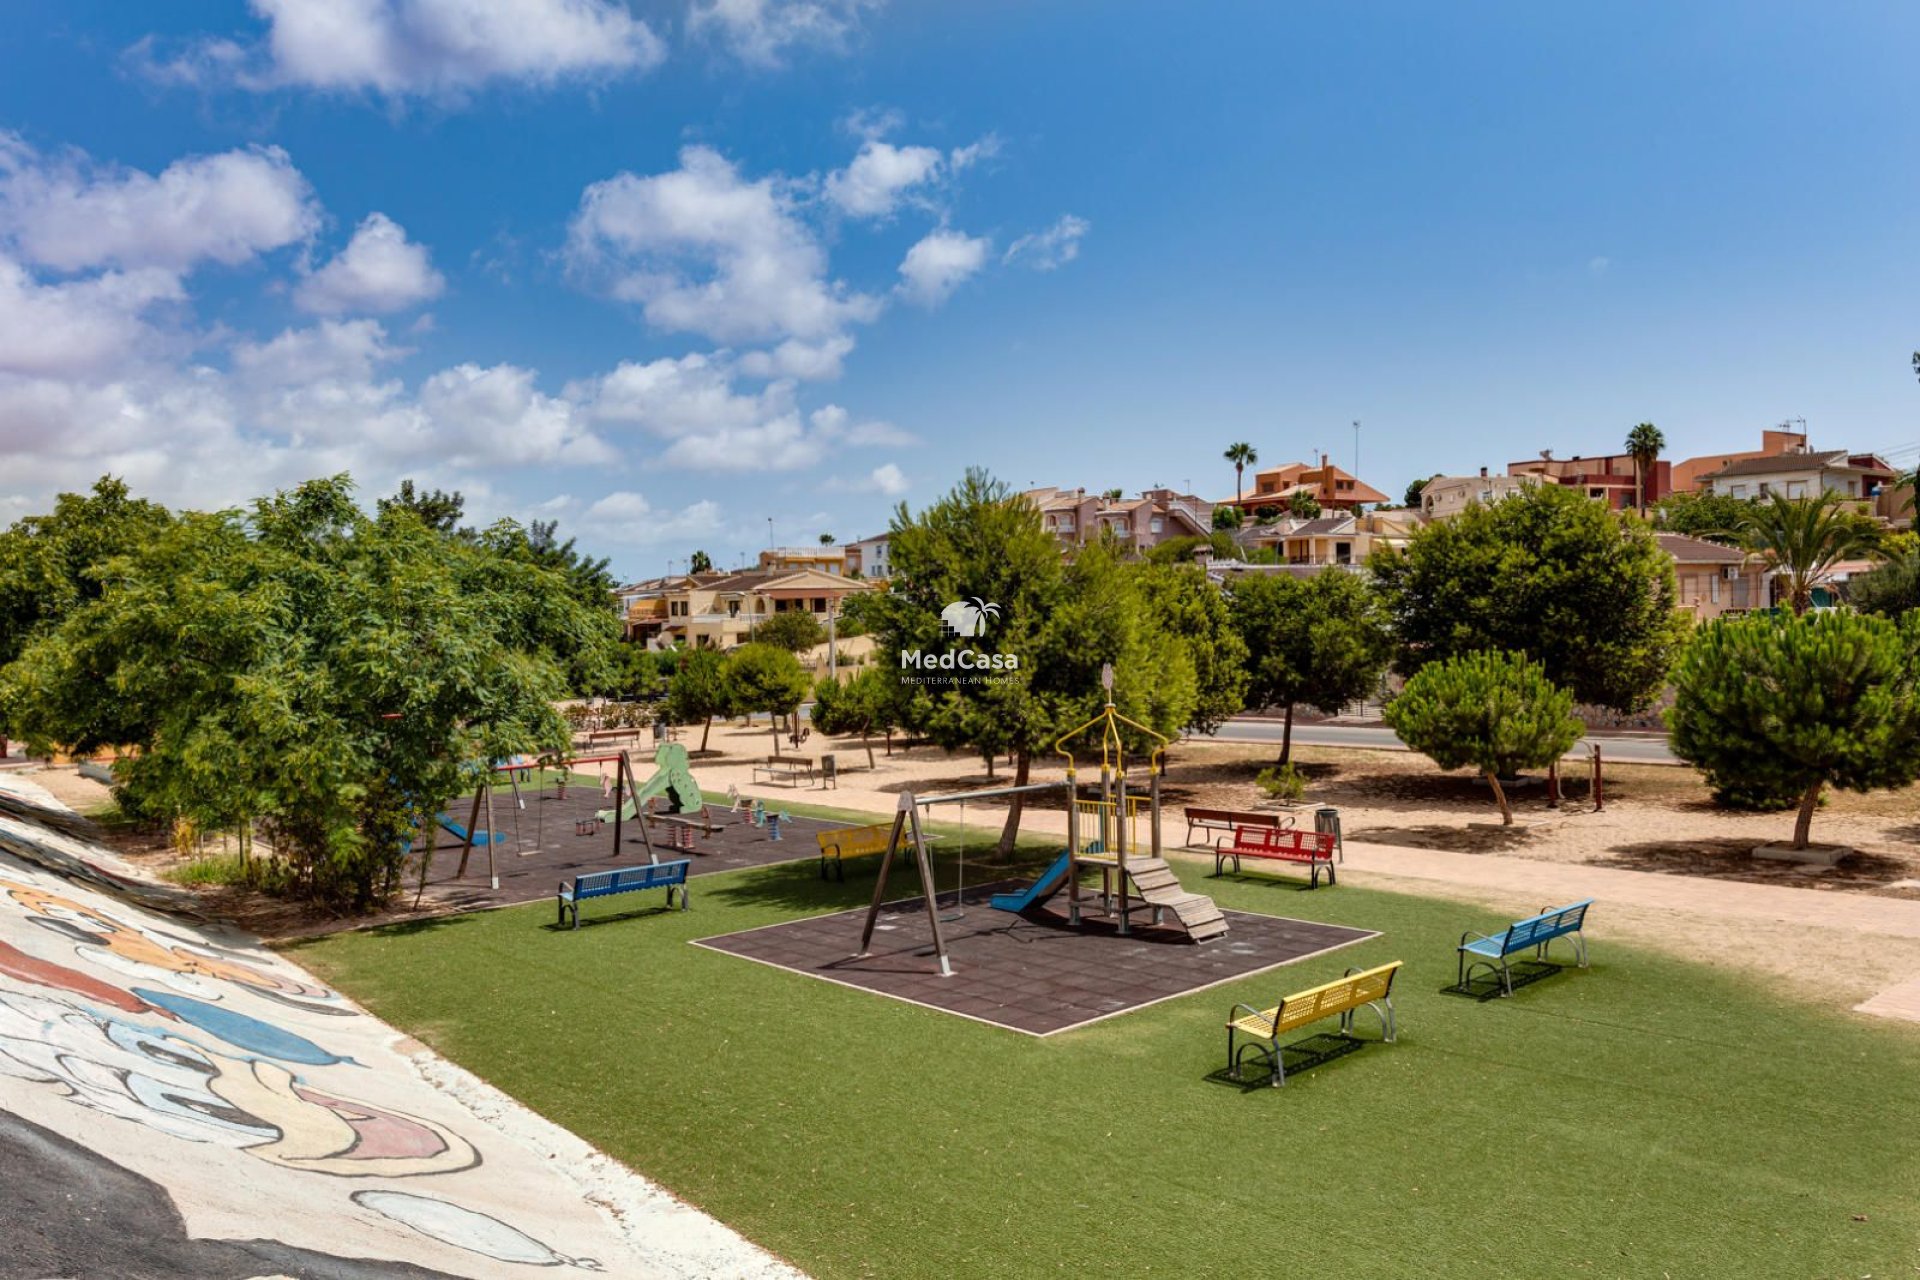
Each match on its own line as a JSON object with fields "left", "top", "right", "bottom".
{"left": 557, "top": 861, "right": 691, "bottom": 929}
{"left": 1457, "top": 899, "right": 1593, "bottom": 996}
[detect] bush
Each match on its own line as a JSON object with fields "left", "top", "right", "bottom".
{"left": 1382, "top": 651, "right": 1582, "bottom": 825}
{"left": 1254, "top": 764, "right": 1306, "bottom": 803}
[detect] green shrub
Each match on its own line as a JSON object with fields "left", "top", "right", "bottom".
{"left": 1254, "top": 764, "right": 1306, "bottom": 803}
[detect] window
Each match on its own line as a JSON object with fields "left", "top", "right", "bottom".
{"left": 1758, "top": 483, "right": 1771, "bottom": 497}
{"left": 1588, "top": 488, "right": 1605, "bottom": 499}
{"left": 1730, "top": 484, "right": 1749, "bottom": 498}
{"left": 1786, "top": 481, "right": 1806, "bottom": 499}
{"left": 1150, "top": 516, "right": 1163, "bottom": 533}
{"left": 1335, "top": 541, "right": 1352, "bottom": 564}
{"left": 1709, "top": 573, "right": 1720, "bottom": 605}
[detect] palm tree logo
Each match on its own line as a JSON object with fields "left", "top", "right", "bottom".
{"left": 940, "top": 596, "right": 1000, "bottom": 637}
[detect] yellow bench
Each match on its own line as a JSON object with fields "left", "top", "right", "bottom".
{"left": 1226, "top": 960, "right": 1402, "bottom": 1086}
{"left": 816, "top": 823, "right": 893, "bottom": 882}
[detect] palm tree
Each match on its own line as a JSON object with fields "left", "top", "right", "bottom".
{"left": 1223, "top": 442, "right": 1257, "bottom": 507}
{"left": 1625, "top": 422, "right": 1665, "bottom": 515}
{"left": 1739, "top": 492, "right": 1881, "bottom": 615}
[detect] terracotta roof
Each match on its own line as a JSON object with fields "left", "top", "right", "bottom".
{"left": 1706, "top": 450, "right": 1852, "bottom": 479}
{"left": 1655, "top": 533, "right": 1746, "bottom": 564}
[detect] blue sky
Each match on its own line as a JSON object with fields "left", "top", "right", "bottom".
{"left": 1, "top": 1, "right": 1917, "bottom": 577}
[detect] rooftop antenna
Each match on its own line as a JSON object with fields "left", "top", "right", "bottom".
{"left": 1353, "top": 419, "right": 1361, "bottom": 477}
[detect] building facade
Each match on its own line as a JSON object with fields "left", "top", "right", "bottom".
{"left": 1024, "top": 486, "right": 1213, "bottom": 551}
{"left": 1219, "top": 454, "right": 1389, "bottom": 515}
{"left": 1506, "top": 449, "right": 1669, "bottom": 511}
{"left": 1418, "top": 469, "right": 1538, "bottom": 520}
{"left": 1700, "top": 449, "right": 1896, "bottom": 514}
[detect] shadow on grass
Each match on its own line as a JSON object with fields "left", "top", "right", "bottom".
{"left": 1595, "top": 836, "right": 1911, "bottom": 886}
{"left": 1440, "top": 959, "right": 1564, "bottom": 1001}
{"left": 543, "top": 902, "right": 690, "bottom": 932}
{"left": 277, "top": 910, "right": 479, "bottom": 954}
{"left": 1202, "top": 1032, "right": 1371, "bottom": 1091}
{"left": 1207, "top": 867, "right": 1333, "bottom": 892}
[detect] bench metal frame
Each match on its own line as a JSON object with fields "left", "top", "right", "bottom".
{"left": 1457, "top": 900, "right": 1592, "bottom": 996}
{"left": 1213, "top": 827, "right": 1337, "bottom": 887}
{"left": 1228, "top": 964, "right": 1400, "bottom": 1087}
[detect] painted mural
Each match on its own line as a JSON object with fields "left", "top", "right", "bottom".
{"left": 0, "top": 797, "right": 636, "bottom": 1276}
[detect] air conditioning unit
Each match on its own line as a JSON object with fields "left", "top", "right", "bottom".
{"left": 1723, "top": 564, "right": 1742, "bottom": 581}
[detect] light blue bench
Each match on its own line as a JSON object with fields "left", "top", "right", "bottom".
{"left": 1457, "top": 899, "right": 1593, "bottom": 996}
{"left": 557, "top": 861, "right": 691, "bottom": 929}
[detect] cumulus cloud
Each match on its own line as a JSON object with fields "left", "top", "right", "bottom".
{"left": 735, "top": 335, "right": 854, "bottom": 381}
{"left": 689, "top": 0, "right": 883, "bottom": 67}
{"left": 579, "top": 491, "right": 727, "bottom": 546}
{"left": 130, "top": 0, "right": 665, "bottom": 99}
{"left": 575, "top": 352, "right": 825, "bottom": 471}
{"left": 0, "top": 135, "right": 319, "bottom": 272}
{"left": 295, "top": 212, "right": 444, "bottom": 314}
{"left": 568, "top": 145, "right": 881, "bottom": 345}
{"left": 0, "top": 256, "right": 185, "bottom": 378}
{"left": 867, "top": 462, "right": 908, "bottom": 494}
{"left": 824, "top": 139, "right": 943, "bottom": 219}
{"left": 896, "top": 228, "right": 989, "bottom": 307}
{"left": 1003, "top": 213, "right": 1089, "bottom": 272}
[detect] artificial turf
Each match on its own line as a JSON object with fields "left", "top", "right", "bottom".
{"left": 289, "top": 846, "right": 1920, "bottom": 1278}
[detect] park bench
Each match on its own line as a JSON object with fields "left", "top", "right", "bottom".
{"left": 1457, "top": 899, "right": 1594, "bottom": 996}
{"left": 1213, "top": 826, "right": 1338, "bottom": 887}
{"left": 1227, "top": 961, "right": 1402, "bottom": 1086}
{"left": 752, "top": 756, "right": 814, "bottom": 787}
{"left": 1183, "top": 806, "right": 1292, "bottom": 847}
{"left": 555, "top": 860, "right": 691, "bottom": 929}
{"left": 816, "top": 823, "right": 893, "bottom": 881}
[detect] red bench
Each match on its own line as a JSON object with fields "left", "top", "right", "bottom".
{"left": 1214, "top": 826, "right": 1338, "bottom": 888}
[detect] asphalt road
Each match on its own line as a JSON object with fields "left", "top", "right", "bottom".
{"left": 1206, "top": 718, "right": 1679, "bottom": 763}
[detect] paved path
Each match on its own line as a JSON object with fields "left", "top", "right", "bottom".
{"left": 1205, "top": 719, "right": 1680, "bottom": 763}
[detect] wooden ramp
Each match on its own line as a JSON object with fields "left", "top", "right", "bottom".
{"left": 1123, "top": 857, "right": 1229, "bottom": 941}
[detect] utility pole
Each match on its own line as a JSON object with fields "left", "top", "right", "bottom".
{"left": 1353, "top": 420, "right": 1361, "bottom": 478}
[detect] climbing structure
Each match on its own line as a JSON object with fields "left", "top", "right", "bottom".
{"left": 595, "top": 742, "right": 704, "bottom": 824}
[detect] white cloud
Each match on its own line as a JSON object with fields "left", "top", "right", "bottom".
{"left": 897, "top": 228, "right": 989, "bottom": 307}
{"left": 295, "top": 212, "right": 444, "bottom": 314}
{"left": 0, "top": 135, "right": 319, "bottom": 273}
{"left": 807, "top": 402, "right": 914, "bottom": 447}
{"left": 0, "top": 255, "right": 185, "bottom": 378}
{"left": 418, "top": 362, "right": 613, "bottom": 467}
{"left": 689, "top": 0, "right": 883, "bottom": 67}
{"left": 868, "top": 462, "right": 908, "bottom": 495}
{"left": 735, "top": 335, "right": 854, "bottom": 381}
{"left": 574, "top": 352, "right": 829, "bottom": 471}
{"left": 1003, "top": 214, "right": 1089, "bottom": 272}
{"left": 581, "top": 490, "right": 727, "bottom": 545}
{"left": 824, "top": 139, "right": 942, "bottom": 219}
{"left": 132, "top": 0, "right": 666, "bottom": 99}
{"left": 568, "top": 145, "right": 881, "bottom": 345}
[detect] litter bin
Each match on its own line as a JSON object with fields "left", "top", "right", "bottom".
{"left": 820, "top": 753, "right": 838, "bottom": 790}
{"left": 1314, "top": 806, "right": 1343, "bottom": 862}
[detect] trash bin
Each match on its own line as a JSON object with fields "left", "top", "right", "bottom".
{"left": 820, "top": 753, "right": 838, "bottom": 790}
{"left": 1314, "top": 806, "right": 1343, "bottom": 862}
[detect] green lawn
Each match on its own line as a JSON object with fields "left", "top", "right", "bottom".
{"left": 290, "top": 843, "right": 1920, "bottom": 1278}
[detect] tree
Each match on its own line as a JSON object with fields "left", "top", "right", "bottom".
{"left": 1137, "top": 563, "right": 1248, "bottom": 735}
{"left": 1371, "top": 482, "right": 1687, "bottom": 713}
{"left": 0, "top": 477, "right": 174, "bottom": 681}
{"left": 809, "top": 667, "right": 898, "bottom": 767}
{"left": 584, "top": 642, "right": 664, "bottom": 701}
{"left": 870, "top": 469, "right": 1196, "bottom": 851}
{"left": 1625, "top": 422, "right": 1665, "bottom": 515}
{"left": 1382, "top": 651, "right": 1583, "bottom": 825}
{"left": 819, "top": 532, "right": 836, "bottom": 544}
{"left": 755, "top": 608, "right": 826, "bottom": 652}
{"left": 1230, "top": 569, "right": 1391, "bottom": 763}
{"left": 377, "top": 480, "right": 467, "bottom": 534}
{"left": 0, "top": 476, "right": 608, "bottom": 910}
{"left": 1102, "top": 488, "right": 1124, "bottom": 502}
{"left": 1404, "top": 477, "right": 1431, "bottom": 510}
{"left": 1737, "top": 492, "right": 1880, "bottom": 616}
{"left": 1212, "top": 505, "right": 1243, "bottom": 531}
{"left": 1287, "top": 491, "right": 1321, "bottom": 519}
{"left": 1223, "top": 442, "right": 1257, "bottom": 505}
{"left": 1653, "top": 491, "right": 1755, "bottom": 544}
{"left": 724, "top": 643, "right": 811, "bottom": 753}
{"left": 665, "top": 648, "right": 731, "bottom": 751}
{"left": 1668, "top": 612, "right": 1920, "bottom": 848}
{"left": 1851, "top": 544, "right": 1920, "bottom": 619}
{"left": 1253, "top": 505, "right": 1281, "bottom": 523}
{"left": 689, "top": 550, "right": 714, "bottom": 574}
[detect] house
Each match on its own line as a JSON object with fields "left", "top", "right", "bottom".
{"left": 843, "top": 532, "right": 892, "bottom": 579}
{"left": 1700, "top": 449, "right": 1896, "bottom": 515}
{"left": 625, "top": 569, "right": 875, "bottom": 649}
{"left": 759, "top": 545, "right": 846, "bottom": 574}
{"left": 1507, "top": 448, "right": 1668, "bottom": 511}
{"left": 1419, "top": 469, "right": 1539, "bottom": 520}
{"left": 1236, "top": 509, "right": 1421, "bottom": 566}
{"left": 1023, "top": 486, "right": 1213, "bottom": 551}
{"left": 1219, "top": 454, "right": 1389, "bottom": 515}
{"left": 1670, "top": 426, "right": 1808, "bottom": 492}
{"left": 1656, "top": 534, "right": 1765, "bottom": 619}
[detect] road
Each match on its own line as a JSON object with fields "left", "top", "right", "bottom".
{"left": 1205, "top": 718, "right": 1679, "bottom": 763}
